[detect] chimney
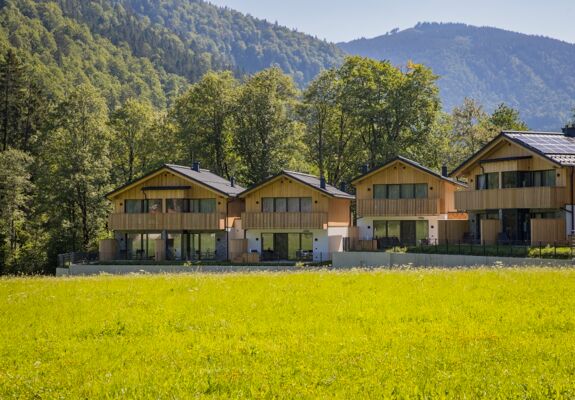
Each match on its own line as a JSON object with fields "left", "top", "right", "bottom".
{"left": 320, "top": 176, "right": 327, "bottom": 190}
{"left": 562, "top": 125, "right": 575, "bottom": 137}
{"left": 230, "top": 176, "right": 235, "bottom": 188}
{"left": 441, "top": 165, "right": 448, "bottom": 177}
{"left": 192, "top": 161, "right": 200, "bottom": 172}
{"left": 361, "top": 164, "right": 369, "bottom": 174}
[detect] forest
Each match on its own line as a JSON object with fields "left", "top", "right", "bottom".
{"left": 0, "top": 0, "right": 530, "bottom": 273}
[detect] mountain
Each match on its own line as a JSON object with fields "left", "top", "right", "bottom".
{"left": 339, "top": 23, "right": 575, "bottom": 130}
{"left": 0, "top": 0, "right": 343, "bottom": 108}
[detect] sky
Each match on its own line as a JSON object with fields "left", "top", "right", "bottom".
{"left": 208, "top": 0, "right": 575, "bottom": 43}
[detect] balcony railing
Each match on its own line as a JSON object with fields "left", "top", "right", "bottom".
{"left": 454, "top": 186, "right": 567, "bottom": 211}
{"left": 108, "top": 213, "right": 225, "bottom": 231}
{"left": 241, "top": 212, "right": 328, "bottom": 229}
{"left": 356, "top": 198, "right": 441, "bottom": 217}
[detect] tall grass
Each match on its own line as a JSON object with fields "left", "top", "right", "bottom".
{"left": 1, "top": 269, "right": 575, "bottom": 398}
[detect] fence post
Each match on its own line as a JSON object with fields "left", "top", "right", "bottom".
{"left": 554, "top": 242, "right": 557, "bottom": 258}
{"left": 539, "top": 242, "right": 542, "bottom": 259}
{"left": 446, "top": 239, "right": 449, "bottom": 255}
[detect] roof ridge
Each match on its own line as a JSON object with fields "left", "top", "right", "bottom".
{"left": 504, "top": 130, "right": 563, "bottom": 135}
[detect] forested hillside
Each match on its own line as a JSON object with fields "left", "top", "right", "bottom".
{"left": 340, "top": 23, "right": 575, "bottom": 130}
{"left": 0, "top": 2, "right": 536, "bottom": 274}
{"left": 55, "top": 0, "right": 344, "bottom": 86}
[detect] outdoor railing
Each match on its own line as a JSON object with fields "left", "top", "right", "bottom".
{"left": 241, "top": 212, "right": 328, "bottom": 229}
{"left": 356, "top": 198, "right": 440, "bottom": 217}
{"left": 454, "top": 186, "right": 567, "bottom": 210}
{"left": 108, "top": 212, "right": 225, "bottom": 231}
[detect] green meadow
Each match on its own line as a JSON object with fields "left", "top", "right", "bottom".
{"left": 1, "top": 269, "right": 575, "bottom": 398}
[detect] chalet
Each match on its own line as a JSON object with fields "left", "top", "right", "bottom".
{"left": 351, "top": 156, "right": 467, "bottom": 248}
{"left": 450, "top": 128, "right": 575, "bottom": 245}
{"left": 237, "top": 171, "right": 354, "bottom": 262}
{"left": 101, "top": 162, "right": 244, "bottom": 262}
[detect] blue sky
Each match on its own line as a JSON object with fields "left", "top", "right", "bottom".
{"left": 208, "top": 0, "right": 575, "bottom": 43}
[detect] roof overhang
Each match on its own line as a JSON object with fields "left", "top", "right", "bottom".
{"left": 238, "top": 172, "right": 352, "bottom": 199}
{"left": 105, "top": 165, "right": 233, "bottom": 200}
{"left": 352, "top": 156, "right": 466, "bottom": 187}
{"left": 449, "top": 134, "right": 563, "bottom": 178}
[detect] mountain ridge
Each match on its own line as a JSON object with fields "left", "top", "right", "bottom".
{"left": 339, "top": 22, "right": 575, "bottom": 130}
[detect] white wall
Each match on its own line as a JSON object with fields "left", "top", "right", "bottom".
{"left": 357, "top": 215, "right": 444, "bottom": 241}
{"left": 327, "top": 226, "right": 349, "bottom": 253}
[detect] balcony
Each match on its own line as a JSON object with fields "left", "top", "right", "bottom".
{"left": 241, "top": 212, "right": 328, "bottom": 229}
{"left": 454, "top": 186, "right": 567, "bottom": 211}
{"left": 356, "top": 198, "right": 441, "bottom": 217}
{"left": 108, "top": 213, "right": 225, "bottom": 231}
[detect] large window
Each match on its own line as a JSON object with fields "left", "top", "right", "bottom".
{"left": 124, "top": 199, "right": 162, "bottom": 214}
{"left": 166, "top": 199, "right": 187, "bottom": 213}
{"left": 373, "top": 220, "right": 429, "bottom": 244}
{"left": 126, "top": 233, "right": 161, "bottom": 259}
{"left": 125, "top": 200, "right": 143, "bottom": 214}
{"left": 261, "top": 197, "right": 313, "bottom": 212}
{"left": 165, "top": 199, "right": 216, "bottom": 214}
{"left": 260, "top": 232, "right": 314, "bottom": 260}
{"left": 475, "top": 173, "right": 499, "bottom": 190}
{"left": 373, "top": 184, "right": 428, "bottom": 199}
{"left": 501, "top": 170, "right": 556, "bottom": 189}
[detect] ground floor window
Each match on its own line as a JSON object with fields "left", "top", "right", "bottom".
{"left": 125, "top": 232, "right": 218, "bottom": 260}
{"left": 261, "top": 232, "right": 313, "bottom": 260}
{"left": 373, "top": 220, "right": 428, "bottom": 245}
{"left": 126, "top": 232, "right": 161, "bottom": 259}
{"left": 167, "top": 232, "right": 217, "bottom": 260}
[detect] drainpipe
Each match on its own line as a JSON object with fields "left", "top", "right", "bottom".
{"left": 571, "top": 167, "right": 574, "bottom": 237}
{"left": 226, "top": 199, "right": 230, "bottom": 261}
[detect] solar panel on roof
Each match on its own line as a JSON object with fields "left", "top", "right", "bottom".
{"left": 509, "top": 134, "right": 575, "bottom": 155}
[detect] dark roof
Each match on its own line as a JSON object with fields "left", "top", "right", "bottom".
{"left": 106, "top": 164, "right": 244, "bottom": 198}
{"left": 504, "top": 131, "right": 575, "bottom": 165}
{"left": 450, "top": 130, "right": 575, "bottom": 176}
{"left": 239, "top": 170, "right": 354, "bottom": 199}
{"left": 352, "top": 156, "right": 466, "bottom": 187}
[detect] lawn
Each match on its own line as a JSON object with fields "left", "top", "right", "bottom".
{"left": 1, "top": 269, "right": 575, "bottom": 398}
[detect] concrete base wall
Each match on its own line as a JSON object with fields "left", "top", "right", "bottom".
{"left": 61, "top": 264, "right": 307, "bottom": 276}
{"left": 333, "top": 252, "right": 574, "bottom": 268}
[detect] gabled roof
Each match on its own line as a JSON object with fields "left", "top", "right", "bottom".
{"left": 352, "top": 156, "right": 466, "bottom": 187}
{"left": 450, "top": 130, "right": 575, "bottom": 177}
{"left": 106, "top": 164, "right": 244, "bottom": 199}
{"left": 239, "top": 170, "right": 354, "bottom": 199}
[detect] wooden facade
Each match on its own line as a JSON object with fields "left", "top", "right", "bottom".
{"left": 454, "top": 186, "right": 566, "bottom": 210}
{"left": 353, "top": 158, "right": 464, "bottom": 218}
{"left": 453, "top": 137, "right": 568, "bottom": 212}
{"left": 108, "top": 212, "right": 226, "bottom": 231}
{"left": 451, "top": 135, "right": 571, "bottom": 245}
{"left": 107, "top": 168, "right": 233, "bottom": 232}
{"left": 357, "top": 198, "right": 441, "bottom": 217}
{"left": 241, "top": 175, "right": 351, "bottom": 230}
{"left": 241, "top": 212, "right": 328, "bottom": 230}
{"left": 531, "top": 218, "right": 567, "bottom": 244}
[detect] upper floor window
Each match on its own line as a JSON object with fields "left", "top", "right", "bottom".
{"left": 475, "top": 173, "right": 499, "bottom": 190}
{"left": 124, "top": 199, "right": 163, "bottom": 214}
{"left": 166, "top": 199, "right": 216, "bottom": 214}
{"left": 373, "top": 184, "right": 428, "bottom": 199}
{"left": 166, "top": 199, "right": 187, "bottom": 213}
{"left": 501, "top": 170, "right": 556, "bottom": 189}
{"left": 261, "top": 197, "right": 313, "bottom": 212}
{"left": 191, "top": 199, "right": 216, "bottom": 213}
